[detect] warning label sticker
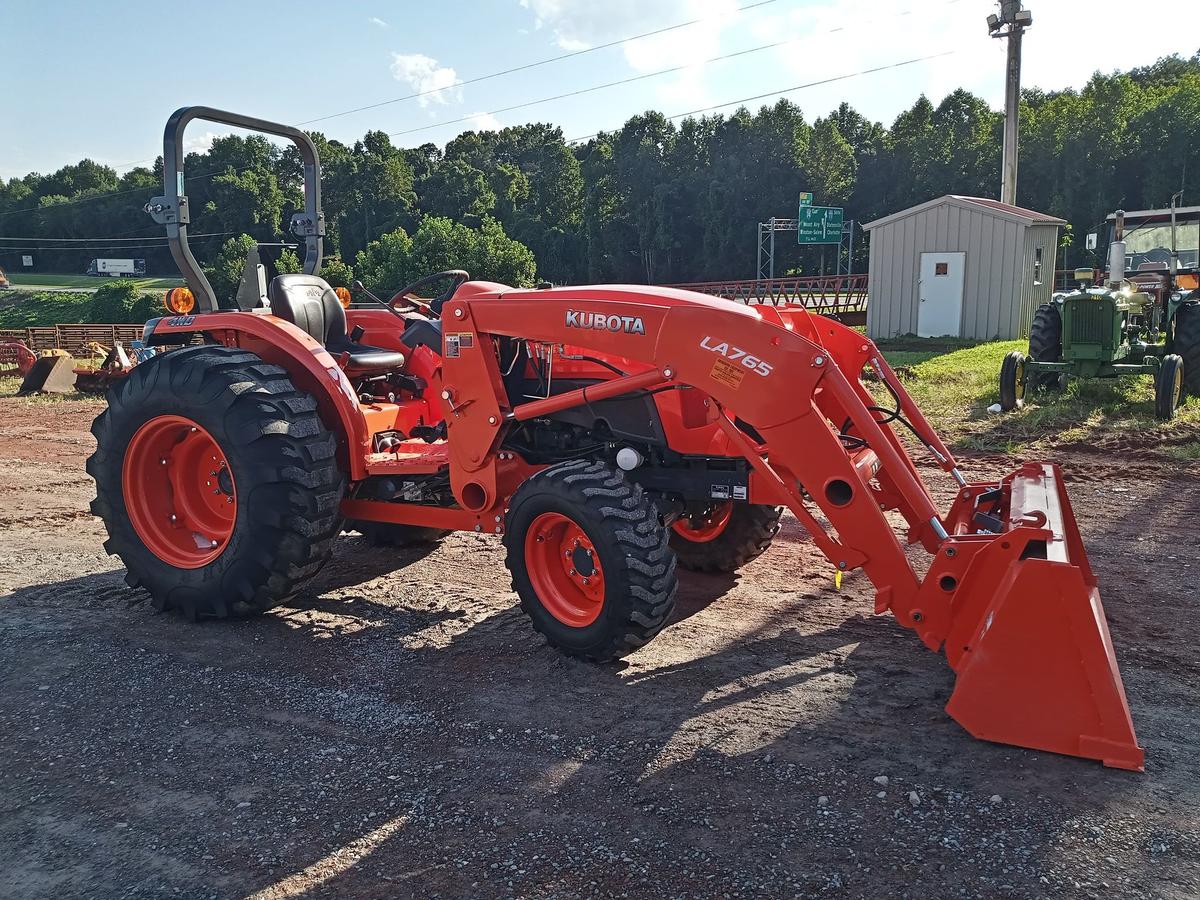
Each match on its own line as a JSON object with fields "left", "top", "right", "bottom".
{"left": 444, "top": 333, "right": 475, "bottom": 359}
{"left": 709, "top": 357, "right": 746, "bottom": 389}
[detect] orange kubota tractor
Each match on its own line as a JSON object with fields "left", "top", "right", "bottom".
{"left": 89, "top": 108, "right": 1144, "bottom": 770}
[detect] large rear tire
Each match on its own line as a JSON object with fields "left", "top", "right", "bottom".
{"left": 1028, "top": 303, "right": 1064, "bottom": 391}
{"left": 87, "top": 346, "right": 344, "bottom": 619}
{"left": 669, "top": 502, "right": 782, "bottom": 573}
{"left": 503, "top": 459, "right": 677, "bottom": 662}
{"left": 1172, "top": 299, "right": 1200, "bottom": 395}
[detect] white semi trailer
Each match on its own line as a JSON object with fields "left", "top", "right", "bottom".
{"left": 87, "top": 258, "right": 146, "bottom": 277}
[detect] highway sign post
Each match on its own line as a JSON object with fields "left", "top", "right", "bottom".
{"left": 797, "top": 205, "right": 844, "bottom": 245}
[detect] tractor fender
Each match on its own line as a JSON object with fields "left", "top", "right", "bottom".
{"left": 144, "top": 313, "right": 371, "bottom": 479}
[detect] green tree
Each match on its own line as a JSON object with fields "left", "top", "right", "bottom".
{"left": 418, "top": 158, "right": 497, "bottom": 222}
{"left": 89, "top": 280, "right": 152, "bottom": 323}
{"left": 204, "top": 234, "right": 258, "bottom": 303}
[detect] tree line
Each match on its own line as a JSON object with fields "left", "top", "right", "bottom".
{"left": 1, "top": 52, "right": 1197, "bottom": 294}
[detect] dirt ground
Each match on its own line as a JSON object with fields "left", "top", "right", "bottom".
{"left": 1, "top": 395, "right": 1198, "bottom": 900}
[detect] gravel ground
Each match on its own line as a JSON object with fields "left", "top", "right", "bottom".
{"left": 0, "top": 396, "right": 1198, "bottom": 899}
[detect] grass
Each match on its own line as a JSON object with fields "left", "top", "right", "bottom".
{"left": 0, "top": 372, "right": 104, "bottom": 404}
{"left": 3, "top": 333, "right": 1197, "bottom": 460}
{"left": 0, "top": 291, "right": 94, "bottom": 327}
{"left": 874, "top": 337, "right": 1200, "bottom": 459}
{"left": 6, "top": 273, "right": 183, "bottom": 290}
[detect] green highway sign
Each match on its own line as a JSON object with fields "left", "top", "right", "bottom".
{"left": 797, "top": 205, "right": 843, "bottom": 244}
{"left": 799, "top": 192, "right": 813, "bottom": 206}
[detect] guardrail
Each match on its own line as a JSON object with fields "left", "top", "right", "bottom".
{"left": 662, "top": 274, "right": 868, "bottom": 324}
{"left": 0, "top": 324, "right": 145, "bottom": 356}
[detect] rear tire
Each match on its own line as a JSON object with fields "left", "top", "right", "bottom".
{"left": 670, "top": 502, "right": 782, "bottom": 573}
{"left": 87, "top": 346, "right": 344, "bottom": 619}
{"left": 1172, "top": 299, "right": 1200, "bottom": 395}
{"left": 1155, "top": 354, "right": 1185, "bottom": 421}
{"left": 1028, "top": 303, "right": 1064, "bottom": 390}
{"left": 504, "top": 459, "right": 677, "bottom": 662}
{"left": 999, "top": 350, "right": 1026, "bottom": 411}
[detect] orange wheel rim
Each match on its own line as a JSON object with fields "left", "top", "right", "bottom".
{"left": 121, "top": 415, "right": 237, "bottom": 569}
{"left": 672, "top": 501, "right": 733, "bottom": 542}
{"left": 524, "top": 512, "right": 605, "bottom": 627}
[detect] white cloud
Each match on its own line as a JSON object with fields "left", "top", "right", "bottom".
{"left": 746, "top": 0, "right": 1200, "bottom": 125}
{"left": 390, "top": 53, "right": 462, "bottom": 106}
{"left": 466, "top": 112, "right": 503, "bottom": 131}
{"left": 520, "top": 0, "right": 738, "bottom": 110}
{"left": 368, "top": 16, "right": 389, "bottom": 28}
{"left": 183, "top": 129, "right": 226, "bottom": 155}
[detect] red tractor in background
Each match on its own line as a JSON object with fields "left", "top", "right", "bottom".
{"left": 89, "top": 108, "right": 1144, "bottom": 770}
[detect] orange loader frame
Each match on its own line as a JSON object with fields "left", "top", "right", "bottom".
{"left": 150, "top": 280, "right": 1144, "bottom": 771}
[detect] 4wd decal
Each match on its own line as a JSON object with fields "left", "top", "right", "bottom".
{"left": 167, "top": 315, "right": 196, "bottom": 327}
{"left": 699, "top": 336, "right": 773, "bottom": 377}
{"left": 565, "top": 310, "right": 646, "bottom": 335}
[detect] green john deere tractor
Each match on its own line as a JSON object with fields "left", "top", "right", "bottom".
{"left": 1000, "top": 204, "right": 1200, "bottom": 420}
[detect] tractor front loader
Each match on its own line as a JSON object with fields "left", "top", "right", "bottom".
{"left": 89, "top": 107, "right": 1143, "bottom": 771}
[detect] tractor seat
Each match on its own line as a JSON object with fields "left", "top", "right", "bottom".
{"left": 268, "top": 274, "right": 405, "bottom": 377}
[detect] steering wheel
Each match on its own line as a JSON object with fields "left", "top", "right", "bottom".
{"left": 388, "top": 270, "right": 469, "bottom": 317}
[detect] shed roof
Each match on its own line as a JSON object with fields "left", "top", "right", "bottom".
{"left": 862, "top": 195, "right": 1067, "bottom": 231}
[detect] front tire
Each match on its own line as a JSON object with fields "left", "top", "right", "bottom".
{"left": 669, "top": 502, "right": 782, "bottom": 573}
{"left": 503, "top": 460, "right": 677, "bottom": 662}
{"left": 1155, "top": 354, "right": 1185, "bottom": 421}
{"left": 87, "top": 346, "right": 344, "bottom": 619}
{"left": 999, "top": 350, "right": 1027, "bottom": 411}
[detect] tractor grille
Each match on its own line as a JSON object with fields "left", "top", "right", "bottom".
{"left": 1069, "top": 302, "right": 1107, "bottom": 344}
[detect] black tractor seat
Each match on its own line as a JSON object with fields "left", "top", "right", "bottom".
{"left": 267, "top": 274, "right": 405, "bottom": 377}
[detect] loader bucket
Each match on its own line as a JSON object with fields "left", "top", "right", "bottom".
{"left": 18, "top": 353, "right": 77, "bottom": 395}
{"left": 941, "top": 463, "right": 1144, "bottom": 771}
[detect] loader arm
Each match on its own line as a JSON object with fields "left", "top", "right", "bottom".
{"left": 439, "top": 283, "right": 1144, "bottom": 771}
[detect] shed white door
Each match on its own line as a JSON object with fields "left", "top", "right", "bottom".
{"left": 917, "top": 252, "right": 965, "bottom": 337}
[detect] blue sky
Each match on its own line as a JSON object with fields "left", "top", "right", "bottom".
{"left": 4, "top": 0, "right": 1198, "bottom": 180}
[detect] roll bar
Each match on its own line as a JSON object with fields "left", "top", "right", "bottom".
{"left": 146, "top": 106, "right": 324, "bottom": 313}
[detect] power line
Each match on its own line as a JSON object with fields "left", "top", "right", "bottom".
{"left": 382, "top": 0, "right": 966, "bottom": 140}
{"left": 2, "top": 2, "right": 965, "bottom": 225}
{"left": 0, "top": 232, "right": 235, "bottom": 253}
{"left": 0, "top": 169, "right": 229, "bottom": 220}
{"left": 564, "top": 51, "right": 958, "bottom": 143}
{"left": 299, "top": 0, "right": 783, "bottom": 126}
{"left": 0, "top": 231, "right": 233, "bottom": 243}
{"left": 385, "top": 36, "right": 797, "bottom": 140}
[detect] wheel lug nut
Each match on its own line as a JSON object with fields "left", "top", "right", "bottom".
{"left": 169, "top": 514, "right": 177, "bottom": 522}
{"left": 569, "top": 569, "right": 576, "bottom": 576}
{"left": 210, "top": 539, "right": 218, "bottom": 549}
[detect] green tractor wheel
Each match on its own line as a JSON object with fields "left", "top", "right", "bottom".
{"left": 1028, "top": 303, "right": 1065, "bottom": 391}
{"left": 1155, "top": 354, "right": 1185, "bottom": 422}
{"left": 999, "top": 350, "right": 1027, "bottom": 411}
{"left": 1172, "top": 299, "right": 1200, "bottom": 395}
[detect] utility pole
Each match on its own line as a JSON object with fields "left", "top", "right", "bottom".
{"left": 988, "top": 1, "right": 1032, "bottom": 206}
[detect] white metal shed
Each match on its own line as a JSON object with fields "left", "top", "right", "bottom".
{"left": 862, "top": 195, "right": 1065, "bottom": 340}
